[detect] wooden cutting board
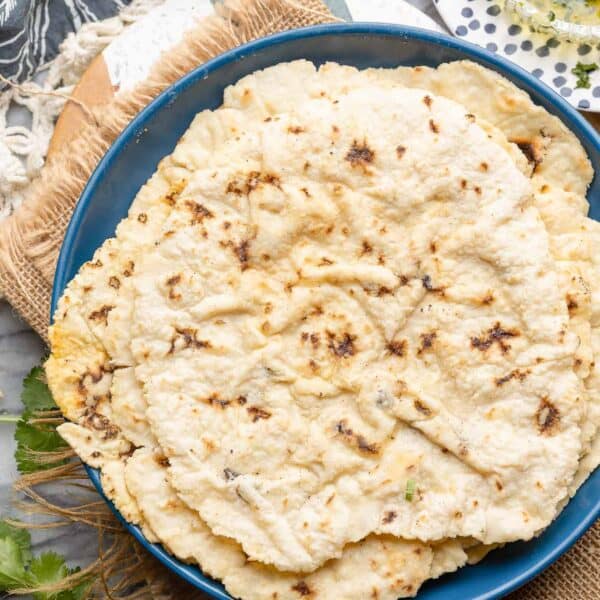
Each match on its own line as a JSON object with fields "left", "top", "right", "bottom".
{"left": 47, "top": 0, "right": 214, "bottom": 158}
{"left": 47, "top": 54, "right": 114, "bottom": 157}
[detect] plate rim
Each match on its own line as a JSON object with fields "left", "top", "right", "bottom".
{"left": 51, "top": 21, "right": 600, "bottom": 600}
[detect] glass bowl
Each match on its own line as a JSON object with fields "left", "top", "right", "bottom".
{"left": 504, "top": 0, "right": 600, "bottom": 43}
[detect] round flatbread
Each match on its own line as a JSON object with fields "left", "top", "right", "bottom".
{"left": 131, "top": 83, "right": 583, "bottom": 571}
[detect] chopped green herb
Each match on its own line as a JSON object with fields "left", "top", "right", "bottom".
{"left": 405, "top": 478, "right": 416, "bottom": 501}
{"left": 572, "top": 61, "right": 599, "bottom": 89}
{"left": 548, "top": 10, "right": 556, "bottom": 21}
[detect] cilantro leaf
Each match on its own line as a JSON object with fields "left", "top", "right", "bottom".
{"left": 0, "top": 520, "right": 33, "bottom": 590}
{"left": 0, "top": 364, "right": 67, "bottom": 473}
{"left": 14, "top": 420, "right": 69, "bottom": 474}
{"left": 0, "top": 536, "right": 32, "bottom": 590}
{"left": 0, "top": 521, "right": 32, "bottom": 565}
{"left": 22, "top": 366, "right": 56, "bottom": 412}
{"left": 29, "top": 552, "right": 68, "bottom": 585}
{"left": 0, "top": 535, "right": 92, "bottom": 598}
{"left": 29, "top": 554, "right": 92, "bottom": 600}
{"left": 14, "top": 365, "right": 69, "bottom": 474}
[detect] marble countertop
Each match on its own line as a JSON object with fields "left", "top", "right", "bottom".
{"left": 0, "top": 0, "right": 442, "bottom": 569}
{"left": 0, "top": 301, "right": 45, "bottom": 486}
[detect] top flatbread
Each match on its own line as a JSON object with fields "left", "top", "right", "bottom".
{"left": 131, "top": 82, "right": 583, "bottom": 571}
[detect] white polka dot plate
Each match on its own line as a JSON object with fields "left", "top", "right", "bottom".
{"left": 434, "top": 0, "right": 600, "bottom": 111}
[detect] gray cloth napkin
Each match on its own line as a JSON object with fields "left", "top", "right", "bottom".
{"left": 0, "top": 0, "right": 133, "bottom": 83}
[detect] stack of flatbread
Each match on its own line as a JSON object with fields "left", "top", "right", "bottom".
{"left": 45, "top": 60, "right": 600, "bottom": 599}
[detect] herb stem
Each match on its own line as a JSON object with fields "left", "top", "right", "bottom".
{"left": 0, "top": 414, "right": 21, "bottom": 424}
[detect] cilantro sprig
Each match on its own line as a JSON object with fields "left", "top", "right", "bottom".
{"left": 11, "top": 366, "right": 70, "bottom": 474}
{"left": 0, "top": 366, "right": 94, "bottom": 598}
{"left": 0, "top": 520, "right": 91, "bottom": 599}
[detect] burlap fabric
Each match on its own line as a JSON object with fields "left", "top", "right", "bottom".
{"left": 0, "top": 0, "right": 597, "bottom": 597}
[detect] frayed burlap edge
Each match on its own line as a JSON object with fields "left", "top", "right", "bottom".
{"left": 0, "top": 0, "right": 336, "bottom": 342}
{"left": 1, "top": 0, "right": 598, "bottom": 597}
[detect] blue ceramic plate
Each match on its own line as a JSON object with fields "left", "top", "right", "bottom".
{"left": 51, "top": 23, "right": 600, "bottom": 600}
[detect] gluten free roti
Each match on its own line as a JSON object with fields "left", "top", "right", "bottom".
{"left": 47, "top": 60, "right": 598, "bottom": 598}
